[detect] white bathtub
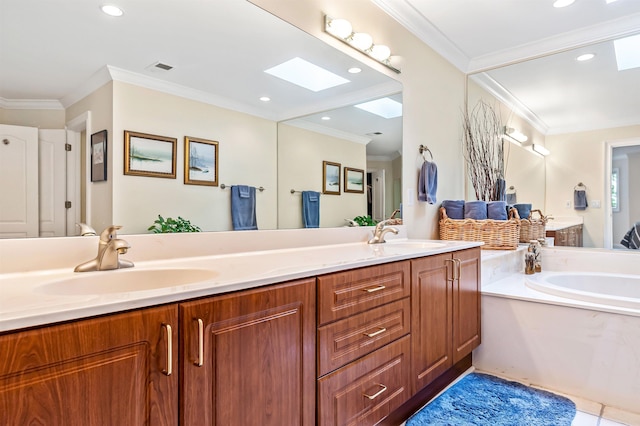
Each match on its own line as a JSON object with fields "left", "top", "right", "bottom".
{"left": 475, "top": 248, "right": 640, "bottom": 417}
{"left": 525, "top": 272, "right": 640, "bottom": 310}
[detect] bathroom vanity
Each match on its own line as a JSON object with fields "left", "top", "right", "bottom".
{"left": 545, "top": 218, "right": 584, "bottom": 247}
{"left": 0, "top": 235, "right": 481, "bottom": 425}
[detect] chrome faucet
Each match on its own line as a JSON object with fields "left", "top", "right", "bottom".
{"left": 368, "top": 219, "right": 399, "bottom": 244}
{"left": 74, "top": 225, "right": 134, "bottom": 272}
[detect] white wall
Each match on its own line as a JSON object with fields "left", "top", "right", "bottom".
{"left": 628, "top": 152, "right": 640, "bottom": 227}
{"left": 612, "top": 155, "right": 629, "bottom": 245}
{"left": 278, "top": 123, "right": 367, "bottom": 228}
{"left": 111, "top": 82, "right": 278, "bottom": 234}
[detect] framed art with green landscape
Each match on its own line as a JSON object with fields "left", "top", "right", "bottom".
{"left": 344, "top": 167, "right": 364, "bottom": 193}
{"left": 124, "top": 130, "right": 177, "bottom": 179}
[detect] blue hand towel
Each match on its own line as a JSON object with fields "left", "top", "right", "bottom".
{"left": 513, "top": 203, "right": 532, "bottom": 219}
{"left": 487, "top": 201, "right": 508, "bottom": 220}
{"left": 442, "top": 200, "right": 465, "bottom": 219}
{"left": 302, "top": 191, "right": 320, "bottom": 228}
{"left": 574, "top": 190, "right": 588, "bottom": 210}
{"left": 418, "top": 160, "right": 438, "bottom": 204}
{"left": 506, "top": 192, "right": 517, "bottom": 205}
{"left": 464, "top": 201, "right": 488, "bottom": 220}
{"left": 231, "top": 185, "right": 257, "bottom": 230}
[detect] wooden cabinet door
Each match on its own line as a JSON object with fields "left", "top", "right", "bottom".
{"left": 452, "top": 247, "right": 481, "bottom": 363}
{"left": 410, "top": 253, "right": 452, "bottom": 393}
{"left": 0, "top": 305, "right": 179, "bottom": 426}
{"left": 180, "top": 278, "right": 316, "bottom": 426}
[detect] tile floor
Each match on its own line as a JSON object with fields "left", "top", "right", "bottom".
{"left": 402, "top": 368, "right": 640, "bottom": 426}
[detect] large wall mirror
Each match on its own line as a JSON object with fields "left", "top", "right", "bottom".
{"left": 468, "top": 33, "right": 640, "bottom": 249}
{"left": 0, "top": 0, "right": 403, "bottom": 238}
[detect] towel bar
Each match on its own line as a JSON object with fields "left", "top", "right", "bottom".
{"left": 220, "top": 184, "right": 265, "bottom": 192}
{"left": 291, "top": 189, "right": 321, "bottom": 195}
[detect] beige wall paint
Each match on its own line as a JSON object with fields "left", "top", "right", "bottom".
{"left": 545, "top": 125, "right": 640, "bottom": 247}
{"left": 251, "top": 0, "right": 467, "bottom": 239}
{"left": 0, "top": 108, "right": 66, "bottom": 129}
{"left": 66, "top": 82, "right": 114, "bottom": 232}
{"left": 278, "top": 123, "right": 367, "bottom": 228}
{"left": 111, "top": 82, "right": 278, "bottom": 234}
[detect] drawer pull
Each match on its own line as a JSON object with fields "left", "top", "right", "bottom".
{"left": 195, "top": 318, "right": 204, "bottom": 367}
{"left": 363, "top": 384, "right": 387, "bottom": 400}
{"left": 363, "top": 327, "right": 387, "bottom": 338}
{"left": 362, "top": 285, "right": 386, "bottom": 293}
{"left": 162, "top": 323, "right": 173, "bottom": 376}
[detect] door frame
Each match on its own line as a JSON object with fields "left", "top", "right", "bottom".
{"left": 66, "top": 111, "right": 92, "bottom": 232}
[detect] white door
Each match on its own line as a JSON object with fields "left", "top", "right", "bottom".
{"left": 0, "top": 124, "right": 39, "bottom": 238}
{"left": 371, "top": 169, "right": 386, "bottom": 222}
{"left": 38, "top": 129, "right": 68, "bottom": 237}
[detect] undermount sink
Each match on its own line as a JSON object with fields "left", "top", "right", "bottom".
{"left": 384, "top": 240, "right": 446, "bottom": 249}
{"left": 37, "top": 268, "right": 217, "bottom": 295}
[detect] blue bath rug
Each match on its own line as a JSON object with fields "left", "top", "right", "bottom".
{"left": 406, "top": 372, "right": 576, "bottom": 426}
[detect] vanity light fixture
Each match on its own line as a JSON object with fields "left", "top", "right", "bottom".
{"left": 503, "top": 126, "right": 528, "bottom": 144}
{"left": 324, "top": 15, "right": 400, "bottom": 73}
{"left": 532, "top": 144, "right": 550, "bottom": 156}
{"left": 101, "top": 4, "right": 124, "bottom": 16}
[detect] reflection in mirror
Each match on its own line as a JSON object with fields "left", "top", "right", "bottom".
{"left": 278, "top": 93, "right": 403, "bottom": 228}
{"left": 468, "top": 35, "right": 640, "bottom": 249}
{"left": 0, "top": 0, "right": 402, "bottom": 238}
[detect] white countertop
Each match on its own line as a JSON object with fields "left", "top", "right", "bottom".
{"left": 0, "top": 239, "right": 481, "bottom": 333}
{"left": 545, "top": 216, "right": 583, "bottom": 231}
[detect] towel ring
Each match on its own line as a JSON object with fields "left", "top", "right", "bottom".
{"left": 574, "top": 182, "right": 587, "bottom": 190}
{"left": 419, "top": 144, "right": 433, "bottom": 161}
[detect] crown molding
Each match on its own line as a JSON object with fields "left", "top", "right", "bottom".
{"left": 371, "top": 0, "right": 470, "bottom": 72}
{"left": 470, "top": 73, "right": 549, "bottom": 135}
{"left": 368, "top": 153, "right": 400, "bottom": 162}
{"left": 283, "top": 119, "right": 372, "bottom": 145}
{"left": 0, "top": 97, "right": 63, "bottom": 110}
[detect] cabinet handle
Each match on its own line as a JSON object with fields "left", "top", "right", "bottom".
{"left": 363, "top": 384, "right": 387, "bottom": 400}
{"left": 363, "top": 327, "right": 387, "bottom": 338}
{"left": 162, "top": 323, "right": 173, "bottom": 376}
{"left": 445, "top": 259, "right": 455, "bottom": 281}
{"left": 362, "top": 285, "right": 386, "bottom": 293}
{"left": 454, "top": 258, "right": 462, "bottom": 280}
{"left": 195, "top": 318, "right": 204, "bottom": 367}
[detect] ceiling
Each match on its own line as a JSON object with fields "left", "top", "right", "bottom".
{"left": 374, "top": 0, "right": 640, "bottom": 134}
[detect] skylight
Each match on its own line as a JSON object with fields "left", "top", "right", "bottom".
{"left": 264, "top": 57, "right": 349, "bottom": 92}
{"left": 614, "top": 34, "right": 640, "bottom": 71}
{"left": 355, "top": 98, "right": 403, "bottom": 119}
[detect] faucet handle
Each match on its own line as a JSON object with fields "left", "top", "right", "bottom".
{"left": 100, "top": 225, "right": 123, "bottom": 242}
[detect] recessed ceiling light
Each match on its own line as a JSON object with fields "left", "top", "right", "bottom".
{"left": 355, "top": 98, "right": 402, "bottom": 119}
{"left": 264, "top": 57, "right": 349, "bottom": 92}
{"left": 321, "top": 116, "right": 331, "bottom": 121}
{"left": 101, "top": 4, "right": 124, "bottom": 16}
{"left": 348, "top": 67, "right": 362, "bottom": 74}
{"left": 259, "top": 96, "right": 271, "bottom": 102}
{"left": 614, "top": 34, "right": 640, "bottom": 71}
{"left": 576, "top": 53, "right": 595, "bottom": 61}
{"left": 553, "top": 0, "right": 575, "bottom": 7}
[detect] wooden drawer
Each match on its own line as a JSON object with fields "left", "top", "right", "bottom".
{"left": 317, "top": 336, "right": 411, "bottom": 426}
{"left": 318, "top": 298, "right": 410, "bottom": 376}
{"left": 317, "top": 261, "right": 410, "bottom": 325}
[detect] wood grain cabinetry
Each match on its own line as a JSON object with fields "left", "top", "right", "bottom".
{"left": 317, "top": 262, "right": 412, "bottom": 426}
{"left": 0, "top": 305, "right": 178, "bottom": 426}
{"left": 411, "top": 248, "right": 481, "bottom": 393}
{"left": 179, "top": 278, "right": 316, "bottom": 426}
{"left": 546, "top": 224, "right": 583, "bottom": 247}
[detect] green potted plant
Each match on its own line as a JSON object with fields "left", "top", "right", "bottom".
{"left": 148, "top": 215, "right": 202, "bottom": 233}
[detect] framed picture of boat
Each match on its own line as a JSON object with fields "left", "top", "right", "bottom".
{"left": 124, "top": 130, "right": 177, "bottom": 179}
{"left": 322, "top": 161, "right": 341, "bottom": 195}
{"left": 184, "top": 136, "right": 219, "bottom": 186}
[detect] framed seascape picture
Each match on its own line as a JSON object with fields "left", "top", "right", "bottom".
{"left": 344, "top": 167, "right": 365, "bottom": 193}
{"left": 322, "top": 161, "right": 341, "bottom": 195}
{"left": 90, "top": 130, "right": 107, "bottom": 182}
{"left": 184, "top": 136, "right": 219, "bottom": 186}
{"left": 124, "top": 130, "right": 177, "bottom": 179}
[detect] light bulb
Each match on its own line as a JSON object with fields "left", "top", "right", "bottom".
{"left": 351, "top": 33, "right": 373, "bottom": 51}
{"left": 327, "top": 18, "right": 352, "bottom": 39}
{"left": 370, "top": 45, "right": 391, "bottom": 61}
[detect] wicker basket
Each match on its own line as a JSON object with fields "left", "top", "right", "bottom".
{"left": 519, "top": 209, "right": 547, "bottom": 243}
{"left": 439, "top": 207, "right": 520, "bottom": 250}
